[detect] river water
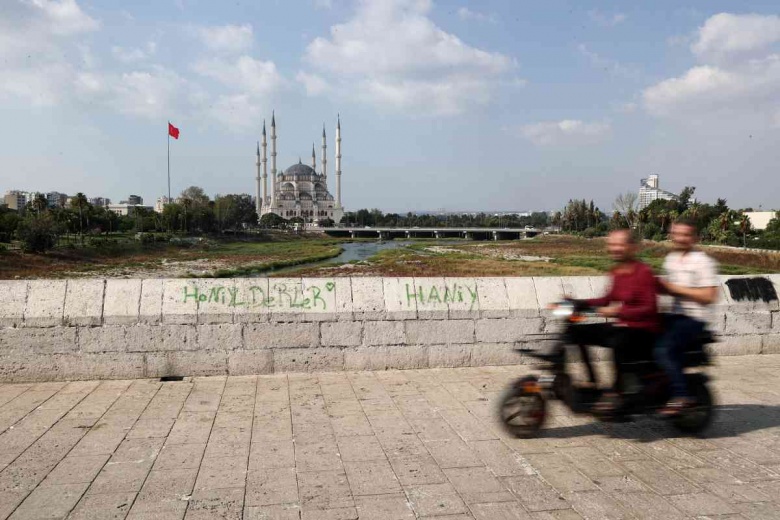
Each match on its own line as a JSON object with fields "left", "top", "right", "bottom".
{"left": 252, "top": 240, "right": 412, "bottom": 277}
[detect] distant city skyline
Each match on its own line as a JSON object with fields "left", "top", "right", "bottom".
{"left": 2, "top": 1, "right": 780, "bottom": 212}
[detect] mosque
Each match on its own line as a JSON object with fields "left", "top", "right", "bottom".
{"left": 255, "top": 113, "right": 344, "bottom": 224}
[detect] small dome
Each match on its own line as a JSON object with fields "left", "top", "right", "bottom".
{"left": 284, "top": 163, "right": 316, "bottom": 178}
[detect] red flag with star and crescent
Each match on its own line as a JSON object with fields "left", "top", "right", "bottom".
{"left": 168, "top": 122, "right": 180, "bottom": 139}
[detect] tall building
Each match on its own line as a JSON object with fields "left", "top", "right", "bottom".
{"left": 121, "top": 195, "right": 143, "bottom": 205}
{"left": 3, "top": 190, "right": 27, "bottom": 211}
{"left": 89, "top": 197, "right": 111, "bottom": 207}
{"left": 256, "top": 113, "right": 344, "bottom": 224}
{"left": 638, "top": 174, "right": 678, "bottom": 210}
{"left": 47, "top": 192, "right": 68, "bottom": 208}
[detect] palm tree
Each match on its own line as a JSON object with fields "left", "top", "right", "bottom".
{"left": 70, "top": 193, "right": 89, "bottom": 245}
{"left": 637, "top": 210, "right": 649, "bottom": 237}
{"left": 739, "top": 213, "right": 750, "bottom": 249}
{"left": 32, "top": 194, "right": 48, "bottom": 215}
{"left": 181, "top": 198, "right": 192, "bottom": 234}
{"left": 658, "top": 209, "right": 669, "bottom": 233}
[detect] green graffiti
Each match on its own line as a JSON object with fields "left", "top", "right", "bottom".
{"left": 183, "top": 286, "right": 200, "bottom": 303}
{"left": 405, "top": 283, "right": 478, "bottom": 310}
{"left": 182, "top": 282, "right": 333, "bottom": 311}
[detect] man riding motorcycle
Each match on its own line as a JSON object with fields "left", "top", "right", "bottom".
{"left": 655, "top": 218, "right": 719, "bottom": 415}
{"left": 570, "top": 229, "right": 660, "bottom": 410}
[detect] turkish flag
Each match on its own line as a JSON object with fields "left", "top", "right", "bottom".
{"left": 168, "top": 122, "right": 180, "bottom": 139}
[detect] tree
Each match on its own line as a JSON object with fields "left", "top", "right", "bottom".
{"left": 259, "top": 213, "right": 288, "bottom": 228}
{"left": 764, "top": 211, "right": 780, "bottom": 237}
{"left": 31, "top": 194, "right": 48, "bottom": 215}
{"left": 70, "top": 193, "right": 89, "bottom": 245}
{"left": 0, "top": 207, "right": 21, "bottom": 243}
{"left": 613, "top": 192, "right": 638, "bottom": 228}
{"left": 180, "top": 186, "right": 210, "bottom": 206}
{"left": 677, "top": 186, "right": 696, "bottom": 212}
{"left": 739, "top": 213, "right": 750, "bottom": 249}
{"left": 17, "top": 213, "right": 58, "bottom": 253}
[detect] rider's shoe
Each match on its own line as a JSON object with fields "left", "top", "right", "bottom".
{"left": 659, "top": 397, "right": 694, "bottom": 417}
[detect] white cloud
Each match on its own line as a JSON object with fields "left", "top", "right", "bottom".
{"left": 299, "top": 0, "right": 514, "bottom": 115}
{"left": 0, "top": 0, "right": 99, "bottom": 107}
{"left": 520, "top": 120, "right": 611, "bottom": 146}
{"left": 296, "top": 71, "right": 330, "bottom": 96}
{"left": 192, "top": 56, "right": 283, "bottom": 128}
{"left": 112, "top": 68, "right": 188, "bottom": 118}
{"left": 26, "top": 0, "right": 100, "bottom": 35}
{"left": 197, "top": 24, "right": 253, "bottom": 53}
{"left": 0, "top": 2, "right": 280, "bottom": 129}
{"left": 457, "top": 7, "right": 496, "bottom": 24}
{"left": 193, "top": 56, "right": 283, "bottom": 97}
{"left": 314, "top": 0, "right": 333, "bottom": 9}
{"left": 643, "top": 13, "right": 780, "bottom": 122}
{"left": 692, "top": 13, "right": 780, "bottom": 63}
{"left": 588, "top": 10, "right": 626, "bottom": 27}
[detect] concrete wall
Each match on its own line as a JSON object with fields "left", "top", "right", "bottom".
{"left": 0, "top": 275, "right": 778, "bottom": 382}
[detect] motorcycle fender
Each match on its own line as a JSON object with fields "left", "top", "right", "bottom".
{"left": 686, "top": 372, "right": 710, "bottom": 384}
{"left": 514, "top": 377, "right": 541, "bottom": 394}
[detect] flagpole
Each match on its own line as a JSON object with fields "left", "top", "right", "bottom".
{"left": 167, "top": 122, "right": 171, "bottom": 204}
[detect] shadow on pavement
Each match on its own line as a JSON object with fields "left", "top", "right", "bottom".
{"left": 537, "top": 404, "right": 780, "bottom": 441}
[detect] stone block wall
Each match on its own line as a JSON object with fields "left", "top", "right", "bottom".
{"left": 0, "top": 275, "right": 778, "bottom": 381}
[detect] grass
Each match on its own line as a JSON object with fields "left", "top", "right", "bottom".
{"left": 0, "top": 233, "right": 347, "bottom": 279}
{"left": 3, "top": 233, "right": 778, "bottom": 279}
{"left": 288, "top": 235, "right": 780, "bottom": 278}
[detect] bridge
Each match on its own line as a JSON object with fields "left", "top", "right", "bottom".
{"left": 322, "top": 226, "right": 543, "bottom": 240}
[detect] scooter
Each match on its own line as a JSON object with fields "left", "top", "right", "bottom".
{"left": 497, "top": 300, "right": 715, "bottom": 438}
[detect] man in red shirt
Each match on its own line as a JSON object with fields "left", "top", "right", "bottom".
{"left": 571, "top": 229, "right": 660, "bottom": 400}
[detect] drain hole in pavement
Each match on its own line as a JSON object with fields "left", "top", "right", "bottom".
{"left": 160, "top": 376, "right": 184, "bottom": 382}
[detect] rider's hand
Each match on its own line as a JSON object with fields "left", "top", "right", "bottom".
{"left": 597, "top": 306, "right": 620, "bottom": 318}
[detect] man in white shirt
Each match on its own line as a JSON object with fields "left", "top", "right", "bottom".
{"left": 656, "top": 218, "right": 719, "bottom": 414}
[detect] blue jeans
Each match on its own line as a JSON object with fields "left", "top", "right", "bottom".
{"left": 654, "top": 315, "right": 705, "bottom": 399}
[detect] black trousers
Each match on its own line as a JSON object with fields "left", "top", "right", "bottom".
{"left": 566, "top": 323, "right": 657, "bottom": 390}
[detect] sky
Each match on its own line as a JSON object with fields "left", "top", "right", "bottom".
{"left": 1, "top": 0, "right": 780, "bottom": 213}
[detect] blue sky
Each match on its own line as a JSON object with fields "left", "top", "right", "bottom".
{"left": 2, "top": 0, "right": 780, "bottom": 213}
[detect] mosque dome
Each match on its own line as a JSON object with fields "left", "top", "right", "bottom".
{"left": 282, "top": 162, "right": 316, "bottom": 178}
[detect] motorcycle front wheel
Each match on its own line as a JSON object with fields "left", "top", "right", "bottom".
{"left": 672, "top": 378, "right": 714, "bottom": 434}
{"left": 498, "top": 376, "right": 547, "bottom": 438}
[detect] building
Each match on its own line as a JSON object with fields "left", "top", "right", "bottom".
{"left": 3, "top": 190, "right": 27, "bottom": 211}
{"left": 120, "top": 195, "right": 143, "bottom": 205}
{"left": 745, "top": 211, "right": 777, "bottom": 231}
{"left": 89, "top": 197, "right": 111, "bottom": 208}
{"left": 256, "top": 113, "right": 344, "bottom": 224}
{"left": 108, "top": 204, "right": 153, "bottom": 217}
{"left": 154, "top": 196, "right": 171, "bottom": 213}
{"left": 46, "top": 192, "right": 68, "bottom": 208}
{"left": 638, "top": 174, "right": 678, "bottom": 210}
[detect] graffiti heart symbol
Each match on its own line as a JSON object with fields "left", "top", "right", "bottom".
{"left": 325, "top": 282, "right": 335, "bottom": 292}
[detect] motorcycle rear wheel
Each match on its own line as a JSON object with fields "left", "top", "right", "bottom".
{"left": 671, "top": 378, "right": 714, "bottom": 434}
{"left": 498, "top": 376, "right": 547, "bottom": 438}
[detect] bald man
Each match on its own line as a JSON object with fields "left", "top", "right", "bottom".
{"left": 572, "top": 229, "right": 661, "bottom": 405}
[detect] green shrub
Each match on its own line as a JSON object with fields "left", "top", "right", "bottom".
{"left": 17, "top": 215, "right": 57, "bottom": 253}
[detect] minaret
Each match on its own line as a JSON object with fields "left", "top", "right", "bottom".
{"left": 255, "top": 141, "right": 262, "bottom": 215}
{"left": 335, "top": 114, "right": 342, "bottom": 209}
{"left": 321, "top": 125, "right": 327, "bottom": 181}
{"left": 261, "top": 121, "right": 268, "bottom": 208}
{"left": 270, "top": 111, "right": 277, "bottom": 207}
{"left": 311, "top": 143, "right": 316, "bottom": 170}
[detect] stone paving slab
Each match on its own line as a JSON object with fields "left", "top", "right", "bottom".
{"left": 0, "top": 355, "right": 779, "bottom": 519}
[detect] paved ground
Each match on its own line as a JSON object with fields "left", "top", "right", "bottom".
{"left": 1, "top": 356, "right": 780, "bottom": 520}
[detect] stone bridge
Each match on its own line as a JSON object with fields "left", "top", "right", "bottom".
{"left": 0, "top": 275, "right": 778, "bottom": 381}
{"left": 322, "top": 227, "right": 542, "bottom": 240}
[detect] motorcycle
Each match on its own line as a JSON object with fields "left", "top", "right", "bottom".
{"left": 498, "top": 300, "right": 715, "bottom": 438}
